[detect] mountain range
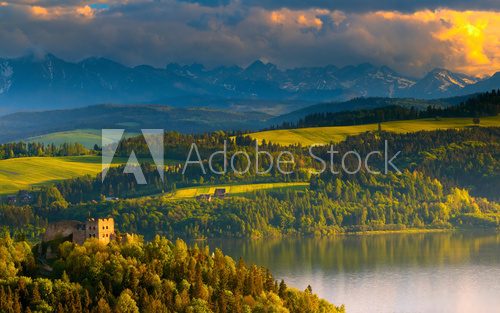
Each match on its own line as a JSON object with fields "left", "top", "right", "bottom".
{"left": 1, "top": 53, "right": 499, "bottom": 114}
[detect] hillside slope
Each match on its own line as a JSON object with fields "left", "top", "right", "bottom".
{"left": 0, "top": 104, "right": 269, "bottom": 143}
{"left": 248, "top": 115, "right": 500, "bottom": 146}
{"left": 0, "top": 156, "right": 105, "bottom": 194}
{"left": 270, "top": 97, "right": 453, "bottom": 125}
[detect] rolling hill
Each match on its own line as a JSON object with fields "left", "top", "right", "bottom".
{"left": 269, "top": 97, "right": 456, "bottom": 126}
{"left": 0, "top": 155, "right": 184, "bottom": 195}
{"left": 163, "top": 182, "right": 309, "bottom": 200}
{"left": 0, "top": 156, "right": 106, "bottom": 195}
{"left": 248, "top": 115, "right": 500, "bottom": 146}
{"left": 1, "top": 94, "right": 480, "bottom": 147}
{"left": 0, "top": 153, "right": 308, "bottom": 198}
{"left": 0, "top": 104, "right": 269, "bottom": 144}
{"left": 26, "top": 129, "right": 140, "bottom": 149}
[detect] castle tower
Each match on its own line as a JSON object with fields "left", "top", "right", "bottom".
{"left": 86, "top": 217, "right": 115, "bottom": 244}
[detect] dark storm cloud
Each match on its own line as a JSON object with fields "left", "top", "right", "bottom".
{"left": 176, "top": 0, "right": 232, "bottom": 7}
{"left": 180, "top": 0, "right": 500, "bottom": 13}
{"left": 0, "top": 0, "right": 498, "bottom": 76}
{"left": 187, "top": 10, "right": 246, "bottom": 30}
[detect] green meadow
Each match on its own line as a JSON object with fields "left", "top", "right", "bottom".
{"left": 27, "top": 129, "right": 140, "bottom": 149}
{"left": 0, "top": 156, "right": 105, "bottom": 195}
{"left": 0, "top": 155, "right": 181, "bottom": 195}
{"left": 162, "top": 182, "right": 309, "bottom": 200}
{"left": 248, "top": 115, "right": 500, "bottom": 146}
{"left": 5, "top": 115, "right": 498, "bottom": 195}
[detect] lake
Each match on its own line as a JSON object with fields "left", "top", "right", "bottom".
{"left": 204, "top": 231, "right": 500, "bottom": 313}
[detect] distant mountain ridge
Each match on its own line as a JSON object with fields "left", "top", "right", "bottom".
{"left": 0, "top": 53, "right": 498, "bottom": 113}
{"left": 0, "top": 104, "right": 270, "bottom": 143}
{"left": 0, "top": 93, "right": 481, "bottom": 144}
{"left": 270, "top": 97, "right": 455, "bottom": 125}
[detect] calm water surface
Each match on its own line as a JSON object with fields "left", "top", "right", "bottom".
{"left": 204, "top": 232, "right": 500, "bottom": 313}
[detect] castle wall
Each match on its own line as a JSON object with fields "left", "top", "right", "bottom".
{"left": 43, "top": 221, "right": 82, "bottom": 242}
{"left": 73, "top": 225, "right": 87, "bottom": 245}
{"left": 43, "top": 218, "right": 115, "bottom": 245}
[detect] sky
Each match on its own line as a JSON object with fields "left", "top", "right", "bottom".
{"left": 0, "top": 0, "right": 499, "bottom": 77}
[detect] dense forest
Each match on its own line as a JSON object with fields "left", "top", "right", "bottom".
{"left": 0, "top": 142, "right": 91, "bottom": 159}
{"left": 0, "top": 233, "right": 343, "bottom": 312}
{"left": 275, "top": 90, "right": 500, "bottom": 129}
{"left": 40, "top": 127, "right": 500, "bottom": 202}
{"left": 33, "top": 170, "right": 500, "bottom": 239}
{"left": 1, "top": 126, "right": 498, "bottom": 241}
{"left": 2, "top": 169, "right": 498, "bottom": 241}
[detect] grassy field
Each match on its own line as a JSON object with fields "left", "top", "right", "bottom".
{"left": 248, "top": 115, "right": 500, "bottom": 146}
{"left": 27, "top": 129, "right": 140, "bottom": 149}
{"left": 0, "top": 155, "right": 182, "bottom": 195}
{"left": 0, "top": 156, "right": 107, "bottom": 195}
{"left": 162, "top": 182, "right": 309, "bottom": 200}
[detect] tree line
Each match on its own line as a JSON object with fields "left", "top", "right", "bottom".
{"left": 0, "top": 233, "right": 343, "bottom": 313}
{"left": 274, "top": 90, "right": 500, "bottom": 129}
{"left": 0, "top": 142, "right": 91, "bottom": 160}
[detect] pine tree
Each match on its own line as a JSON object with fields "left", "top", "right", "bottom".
{"left": 278, "top": 280, "right": 287, "bottom": 297}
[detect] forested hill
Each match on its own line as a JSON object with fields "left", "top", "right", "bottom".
{"left": 1, "top": 127, "right": 498, "bottom": 241}
{"left": 0, "top": 233, "right": 343, "bottom": 312}
{"left": 274, "top": 90, "right": 500, "bottom": 129}
{"left": 269, "top": 97, "right": 453, "bottom": 126}
{"left": 0, "top": 92, "right": 494, "bottom": 145}
{"left": 0, "top": 104, "right": 269, "bottom": 144}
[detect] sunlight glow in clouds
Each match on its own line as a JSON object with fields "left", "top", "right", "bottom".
{"left": 0, "top": 1, "right": 499, "bottom": 77}
{"left": 26, "top": 3, "right": 95, "bottom": 20}
{"left": 76, "top": 5, "right": 95, "bottom": 18}
{"left": 269, "top": 8, "right": 343, "bottom": 30}
{"left": 375, "top": 10, "right": 500, "bottom": 76}
{"left": 30, "top": 5, "right": 48, "bottom": 17}
{"left": 267, "top": 7, "right": 500, "bottom": 76}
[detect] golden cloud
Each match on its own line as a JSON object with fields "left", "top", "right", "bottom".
{"left": 76, "top": 5, "right": 94, "bottom": 19}
{"left": 270, "top": 11, "right": 285, "bottom": 24}
{"left": 269, "top": 9, "right": 325, "bottom": 30}
{"left": 266, "top": 7, "right": 499, "bottom": 76}
{"left": 297, "top": 14, "right": 323, "bottom": 29}
{"left": 374, "top": 9, "right": 500, "bottom": 76}
{"left": 27, "top": 3, "right": 95, "bottom": 20}
{"left": 30, "top": 5, "right": 48, "bottom": 17}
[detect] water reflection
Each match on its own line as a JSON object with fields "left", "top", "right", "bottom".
{"left": 199, "top": 231, "right": 500, "bottom": 313}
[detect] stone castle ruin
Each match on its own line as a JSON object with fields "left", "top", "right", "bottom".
{"left": 43, "top": 218, "right": 115, "bottom": 245}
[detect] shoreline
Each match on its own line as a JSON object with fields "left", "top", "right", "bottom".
{"left": 343, "top": 228, "right": 453, "bottom": 236}
{"left": 184, "top": 227, "right": 498, "bottom": 242}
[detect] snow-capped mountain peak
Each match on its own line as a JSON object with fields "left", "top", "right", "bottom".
{"left": 407, "top": 68, "right": 480, "bottom": 97}
{"left": 0, "top": 53, "right": 496, "bottom": 110}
